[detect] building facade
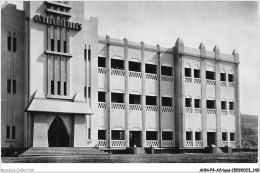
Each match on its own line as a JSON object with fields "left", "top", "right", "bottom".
{"left": 1, "top": 1, "right": 241, "bottom": 150}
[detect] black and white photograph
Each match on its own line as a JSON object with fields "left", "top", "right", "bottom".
{"left": 1, "top": 1, "right": 258, "bottom": 172}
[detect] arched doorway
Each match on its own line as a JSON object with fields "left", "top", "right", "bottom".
{"left": 48, "top": 116, "right": 70, "bottom": 147}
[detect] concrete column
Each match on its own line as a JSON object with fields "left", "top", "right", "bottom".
{"left": 106, "top": 35, "right": 111, "bottom": 148}
{"left": 200, "top": 42, "right": 207, "bottom": 148}
{"left": 124, "top": 38, "right": 129, "bottom": 147}
{"left": 141, "top": 41, "right": 146, "bottom": 147}
{"left": 215, "top": 60, "right": 222, "bottom": 147}
{"left": 157, "top": 44, "right": 162, "bottom": 148}
{"left": 192, "top": 131, "right": 196, "bottom": 146}
{"left": 233, "top": 50, "right": 241, "bottom": 147}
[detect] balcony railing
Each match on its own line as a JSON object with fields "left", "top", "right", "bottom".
{"left": 185, "top": 141, "right": 193, "bottom": 147}
{"left": 98, "top": 102, "right": 107, "bottom": 109}
{"left": 161, "top": 140, "right": 175, "bottom": 147}
{"left": 162, "top": 106, "right": 174, "bottom": 112}
{"left": 194, "top": 108, "right": 201, "bottom": 114}
{"left": 146, "top": 73, "right": 158, "bottom": 80}
{"left": 97, "top": 140, "right": 107, "bottom": 147}
{"left": 129, "top": 71, "right": 142, "bottom": 78}
{"left": 221, "top": 141, "right": 229, "bottom": 147}
{"left": 206, "top": 79, "right": 216, "bottom": 85}
{"left": 230, "top": 141, "right": 236, "bottom": 148}
{"left": 185, "top": 77, "right": 192, "bottom": 83}
{"left": 146, "top": 105, "right": 158, "bottom": 111}
{"left": 194, "top": 78, "right": 201, "bottom": 84}
{"left": 195, "top": 141, "right": 202, "bottom": 147}
{"left": 161, "top": 75, "right": 173, "bottom": 82}
{"left": 111, "top": 69, "right": 125, "bottom": 76}
{"left": 111, "top": 103, "right": 125, "bottom": 110}
{"left": 229, "top": 110, "right": 235, "bottom": 115}
{"left": 129, "top": 104, "right": 142, "bottom": 111}
{"left": 221, "top": 81, "right": 227, "bottom": 87}
{"left": 110, "top": 140, "right": 125, "bottom": 147}
{"left": 221, "top": 110, "right": 227, "bottom": 115}
{"left": 228, "top": 82, "right": 234, "bottom": 87}
{"left": 146, "top": 140, "right": 159, "bottom": 147}
{"left": 185, "top": 107, "right": 192, "bottom": 114}
{"left": 98, "top": 67, "right": 107, "bottom": 74}
{"left": 207, "top": 109, "right": 216, "bottom": 114}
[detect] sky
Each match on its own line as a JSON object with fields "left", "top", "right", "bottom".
{"left": 3, "top": 1, "right": 259, "bottom": 115}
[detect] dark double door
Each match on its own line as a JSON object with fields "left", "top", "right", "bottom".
{"left": 130, "top": 131, "right": 142, "bottom": 147}
{"left": 48, "top": 116, "right": 70, "bottom": 147}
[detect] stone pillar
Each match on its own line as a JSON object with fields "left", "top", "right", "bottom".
{"left": 141, "top": 41, "right": 146, "bottom": 147}
{"left": 233, "top": 50, "right": 241, "bottom": 147}
{"left": 157, "top": 44, "right": 162, "bottom": 147}
{"left": 214, "top": 45, "right": 222, "bottom": 147}
{"left": 106, "top": 35, "right": 111, "bottom": 148}
{"left": 124, "top": 38, "right": 129, "bottom": 147}
{"left": 199, "top": 43, "right": 207, "bottom": 148}
{"left": 192, "top": 131, "right": 196, "bottom": 147}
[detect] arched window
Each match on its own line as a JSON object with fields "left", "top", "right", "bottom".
{"left": 185, "top": 64, "right": 191, "bottom": 77}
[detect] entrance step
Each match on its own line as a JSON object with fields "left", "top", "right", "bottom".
{"left": 136, "top": 147, "right": 146, "bottom": 154}
{"left": 20, "top": 147, "right": 108, "bottom": 157}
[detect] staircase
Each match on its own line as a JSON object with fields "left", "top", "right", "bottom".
{"left": 20, "top": 147, "right": 108, "bottom": 157}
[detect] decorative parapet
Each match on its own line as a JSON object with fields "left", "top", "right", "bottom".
{"left": 162, "top": 106, "right": 174, "bottom": 113}
{"left": 161, "top": 75, "right": 173, "bottom": 82}
{"left": 146, "top": 105, "right": 158, "bottom": 111}
{"left": 129, "top": 71, "right": 142, "bottom": 78}
{"left": 129, "top": 104, "right": 142, "bottom": 111}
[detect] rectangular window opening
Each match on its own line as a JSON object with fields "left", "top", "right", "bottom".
{"left": 7, "top": 79, "right": 11, "bottom": 94}
{"left": 64, "top": 82, "right": 67, "bottom": 96}
{"left": 111, "top": 130, "right": 125, "bottom": 140}
{"left": 51, "top": 80, "right": 54, "bottom": 95}
{"left": 84, "top": 48, "right": 87, "bottom": 60}
{"left": 129, "top": 61, "right": 141, "bottom": 72}
{"left": 185, "top": 98, "right": 192, "bottom": 107}
{"left": 194, "top": 99, "right": 200, "bottom": 108}
{"left": 88, "top": 87, "right": 91, "bottom": 98}
{"left": 230, "top": 133, "right": 235, "bottom": 141}
{"left": 12, "top": 126, "right": 16, "bottom": 139}
{"left": 185, "top": 68, "right": 191, "bottom": 77}
{"left": 228, "top": 74, "right": 234, "bottom": 82}
{"left": 195, "top": 132, "right": 201, "bottom": 140}
{"left": 8, "top": 35, "right": 11, "bottom": 51}
{"left": 13, "top": 80, "right": 16, "bottom": 94}
{"left": 221, "top": 101, "right": 226, "bottom": 110}
{"left": 111, "top": 93, "right": 124, "bottom": 103}
{"left": 229, "top": 102, "right": 234, "bottom": 110}
{"left": 220, "top": 73, "right": 226, "bottom": 81}
{"left": 111, "top": 59, "right": 124, "bottom": 70}
{"left": 207, "top": 100, "right": 215, "bottom": 109}
{"left": 145, "top": 64, "right": 157, "bottom": 74}
{"left": 222, "top": 132, "right": 227, "bottom": 141}
{"left": 57, "top": 81, "right": 61, "bottom": 95}
{"left": 98, "top": 57, "right": 106, "bottom": 67}
{"left": 88, "top": 128, "right": 91, "bottom": 140}
{"left": 186, "top": 131, "right": 192, "bottom": 140}
{"left": 57, "top": 40, "right": 61, "bottom": 52}
{"left": 98, "top": 91, "right": 106, "bottom": 102}
{"left": 162, "top": 97, "right": 172, "bottom": 106}
{"left": 6, "top": 126, "right": 10, "bottom": 139}
{"left": 88, "top": 46, "right": 91, "bottom": 61}
{"left": 98, "top": 130, "right": 106, "bottom": 140}
{"left": 63, "top": 41, "right": 67, "bottom": 53}
{"left": 146, "top": 131, "right": 158, "bottom": 140}
{"left": 162, "top": 131, "right": 173, "bottom": 140}
{"left": 161, "top": 66, "right": 173, "bottom": 76}
{"left": 194, "top": 69, "right": 200, "bottom": 78}
{"left": 13, "top": 37, "right": 17, "bottom": 52}
{"left": 84, "top": 87, "right": 87, "bottom": 98}
{"left": 129, "top": 94, "right": 141, "bottom": 104}
{"left": 206, "top": 71, "right": 215, "bottom": 80}
{"left": 51, "top": 39, "right": 54, "bottom": 51}
{"left": 146, "top": 96, "right": 157, "bottom": 106}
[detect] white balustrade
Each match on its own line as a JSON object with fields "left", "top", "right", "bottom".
{"left": 230, "top": 141, "right": 236, "bottom": 148}
{"left": 194, "top": 141, "right": 202, "bottom": 147}
{"left": 161, "top": 75, "right": 173, "bottom": 82}
{"left": 110, "top": 140, "right": 125, "bottom": 147}
{"left": 228, "top": 82, "right": 234, "bottom": 87}
{"left": 221, "top": 141, "right": 229, "bottom": 147}
{"left": 221, "top": 81, "right": 227, "bottom": 87}
{"left": 185, "top": 77, "right": 192, "bottom": 83}
{"left": 111, "top": 103, "right": 125, "bottom": 110}
{"left": 146, "top": 105, "right": 158, "bottom": 111}
{"left": 207, "top": 109, "right": 216, "bottom": 114}
{"left": 185, "top": 107, "right": 192, "bottom": 113}
{"left": 146, "top": 73, "right": 158, "bottom": 80}
{"left": 98, "top": 102, "right": 107, "bottom": 109}
{"left": 161, "top": 140, "right": 175, "bottom": 147}
{"left": 221, "top": 110, "right": 227, "bottom": 115}
{"left": 129, "top": 71, "right": 142, "bottom": 78}
{"left": 206, "top": 79, "right": 216, "bottom": 85}
{"left": 98, "top": 67, "right": 107, "bottom": 74}
{"left": 111, "top": 69, "right": 125, "bottom": 76}
{"left": 194, "top": 78, "right": 201, "bottom": 84}
{"left": 129, "top": 104, "right": 142, "bottom": 111}
{"left": 185, "top": 141, "right": 193, "bottom": 147}
{"left": 229, "top": 110, "right": 235, "bottom": 115}
{"left": 146, "top": 140, "right": 159, "bottom": 147}
{"left": 97, "top": 140, "right": 107, "bottom": 147}
{"left": 162, "top": 106, "right": 174, "bottom": 112}
{"left": 194, "top": 108, "right": 201, "bottom": 114}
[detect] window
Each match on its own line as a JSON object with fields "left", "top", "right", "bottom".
{"left": 111, "top": 59, "right": 124, "bottom": 70}
{"left": 221, "top": 101, "right": 226, "bottom": 110}
{"left": 161, "top": 66, "right": 173, "bottom": 76}
{"left": 57, "top": 81, "right": 61, "bottom": 95}
{"left": 230, "top": 133, "right": 235, "bottom": 141}
{"left": 129, "top": 94, "right": 141, "bottom": 104}
{"left": 162, "top": 97, "right": 172, "bottom": 106}
{"left": 51, "top": 39, "right": 54, "bottom": 51}
{"left": 63, "top": 41, "right": 67, "bottom": 53}
{"left": 228, "top": 74, "right": 234, "bottom": 82}
{"left": 57, "top": 40, "right": 61, "bottom": 52}
{"left": 195, "top": 132, "right": 201, "bottom": 140}
{"left": 98, "top": 92, "right": 106, "bottom": 102}
{"left": 207, "top": 100, "right": 215, "bottom": 109}
{"left": 194, "top": 99, "right": 200, "bottom": 108}
{"left": 111, "top": 130, "right": 125, "bottom": 140}
{"left": 222, "top": 132, "right": 227, "bottom": 141}
{"left": 84, "top": 46, "right": 87, "bottom": 60}
{"left": 111, "top": 93, "right": 124, "bottom": 103}
{"left": 88, "top": 45, "right": 91, "bottom": 61}
{"left": 98, "top": 57, "right": 106, "bottom": 67}
{"left": 185, "top": 98, "right": 192, "bottom": 107}
{"left": 6, "top": 126, "right": 10, "bottom": 139}
{"left": 51, "top": 80, "right": 54, "bottom": 95}
{"left": 146, "top": 96, "right": 157, "bottom": 105}
{"left": 162, "top": 131, "right": 173, "bottom": 140}
{"left": 64, "top": 82, "right": 67, "bottom": 96}
{"left": 88, "top": 128, "right": 91, "bottom": 140}
{"left": 7, "top": 79, "right": 11, "bottom": 94}
{"left": 98, "top": 130, "right": 106, "bottom": 140}
{"left": 13, "top": 37, "right": 17, "bottom": 52}
{"left": 88, "top": 87, "right": 91, "bottom": 98}
{"left": 194, "top": 69, "right": 200, "bottom": 78}
{"left": 12, "top": 126, "right": 16, "bottom": 139}
{"left": 129, "top": 61, "right": 141, "bottom": 72}
{"left": 186, "top": 131, "right": 192, "bottom": 140}
{"left": 8, "top": 33, "right": 11, "bottom": 51}
{"left": 229, "top": 102, "right": 234, "bottom": 110}
{"left": 206, "top": 71, "right": 215, "bottom": 80}
{"left": 185, "top": 68, "right": 191, "bottom": 77}
{"left": 13, "top": 80, "right": 16, "bottom": 94}
{"left": 84, "top": 87, "right": 87, "bottom": 98}
{"left": 220, "top": 73, "right": 226, "bottom": 81}
{"left": 146, "top": 131, "right": 158, "bottom": 140}
{"left": 145, "top": 64, "right": 157, "bottom": 74}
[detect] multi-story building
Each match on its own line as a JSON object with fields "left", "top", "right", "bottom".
{"left": 1, "top": 1, "right": 241, "bottom": 150}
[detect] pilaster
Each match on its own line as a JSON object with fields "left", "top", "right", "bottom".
{"left": 106, "top": 35, "right": 111, "bottom": 148}
{"left": 141, "top": 41, "right": 146, "bottom": 147}
{"left": 157, "top": 44, "right": 162, "bottom": 147}
{"left": 124, "top": 38, "right": 129, "bottom": 147}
